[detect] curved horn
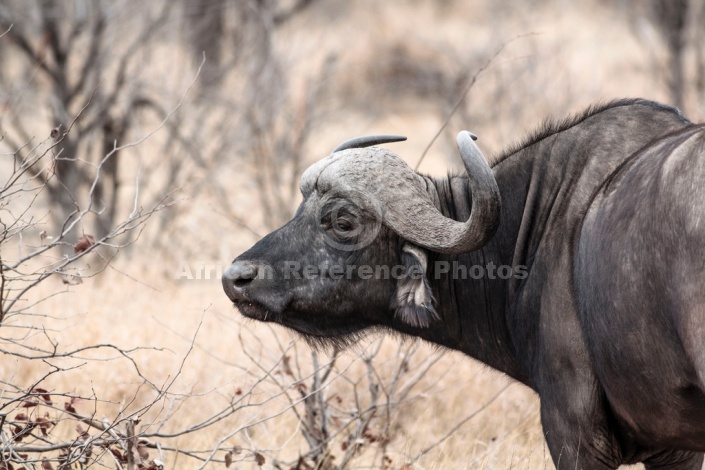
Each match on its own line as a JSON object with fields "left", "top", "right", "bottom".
{"left": 332, "top": 135, "right": 407, "bottom": 153}
{"left": 379, "top": 131, "right": 501, "bottom": 254}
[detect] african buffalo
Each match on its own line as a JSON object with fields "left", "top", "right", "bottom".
{"left": 222, "top": 99, "right": 705, "bottom": 468}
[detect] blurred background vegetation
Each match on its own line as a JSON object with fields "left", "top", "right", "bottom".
{"left": 1, "top": 0, "right": 704, "bottom": 468}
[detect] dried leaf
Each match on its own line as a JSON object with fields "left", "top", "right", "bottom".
{"left": 137, "top": 443, "right": 149, "bottom": 460}
{"left": 11, "top": 424, "right": 24, "bottom": 441}
{"left": 60, "top": 273, "right": 83, "bottom": 286}
{"left": 224, "top": 451, "right": 232, "bottom": 468}
{"left": 58, "top": 449, "right": 70, "bottom": 466}
{"left": 41, "top": 459, "right": 54, "bottom": 470}
{"left": 282, "top": 354, "right": 294, "bottom": 377}
{"left": 64, "top": 395, "right": 80, "bottom": 412}
{"left": 254, "top": 452, "right": 265, "bottom": 466}
{"left": 75, "top": 424, "right": 89, "bottom": 438}
{"left": 73, "top": 233, "right": 96, "bottom": 253}
{"left": 109, "top": 447, "right": 125, "bottom": 462}
{"left": 50, "top": 125, "right": 62, "bottom": 141}
{"left": 36, "top": 417, "right": 53, "bottom": 436}
{"left": 32, "top": 388, "right": 52, "bottom": 405}
{"left": 138, "top": 463, "right": 159, "bottom": 470}
{"left": 14, "top": 413, "right": 28, "bottom": 421}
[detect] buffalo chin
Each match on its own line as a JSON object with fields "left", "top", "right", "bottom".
{"left": 297, "top": 329, "right": 369, "bottom": 351}
{"left": 283, "top": 315, "right": 371, "bottom": 351}
{"left": 231, "top": 300, "right": 371, "bottom": 350}
{"left": 232, "top": 300, "right": 280, "bottom": 323}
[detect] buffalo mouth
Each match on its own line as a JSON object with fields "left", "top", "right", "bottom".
{"left": 232, "top": 299, "right": 280, "bottom": 323}
{"left": 230, "top": 299, "right": 371, "bottom": 346}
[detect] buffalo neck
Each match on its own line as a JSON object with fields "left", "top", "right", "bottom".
{"left": 406, "top": 124, "right": 623, "bottom": 385}
{"left": 409, "top": 127, "right": 663, "bottom": 386}
{"left": 403, "top": 100, "right": 693, "bottom": 388}
{"left": 398, "top": 154, "right": 535, "bottom": 385}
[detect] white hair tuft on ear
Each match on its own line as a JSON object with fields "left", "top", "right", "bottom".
{"left": 391, "top": 244, "right": 439, "bottom": 328}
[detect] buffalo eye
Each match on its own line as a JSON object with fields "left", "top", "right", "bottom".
{"left": 334, "top": 218, "right": 354, "bottom": 233}
{"left": 320, "top": 199, "right": 364, "bottom": 240}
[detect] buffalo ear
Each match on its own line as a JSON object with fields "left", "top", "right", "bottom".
{"left": 391, "top": 243, "right": 439, "bottom": 328}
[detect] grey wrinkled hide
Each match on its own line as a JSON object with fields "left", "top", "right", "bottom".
{"left": 492, "top": 100, "right": 704, "bottom": 468}
{"left": 223, "top": 99, "right": 705, "bottom": 469}
{"left": 301, "top": 130, "right": 500, "bottom": 254}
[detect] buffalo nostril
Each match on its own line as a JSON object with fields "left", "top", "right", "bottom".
{"left": 234, "top": 266, "right": 257, "bottom": 287}
{"left": 225, "top": 261, "right": 259, "bottom": 290}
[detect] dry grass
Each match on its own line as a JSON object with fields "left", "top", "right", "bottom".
{"left": 6, "top": 266, "right": 550, "bottom": 469}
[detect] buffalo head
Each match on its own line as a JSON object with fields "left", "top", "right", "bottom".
{"left": 222, "top": 131, "right": 500, "bottom": 345}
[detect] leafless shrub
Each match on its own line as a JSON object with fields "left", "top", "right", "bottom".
{"left": 186, "top": 326, "right": 488, "bottom": 470}
{"left": 0, "top": 49, "right": 199, "bottom": 469}
{"left": 0, "top": 1, "right": 171, "bottom": 236}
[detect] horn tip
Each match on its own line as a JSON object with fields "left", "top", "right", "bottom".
{"left": 332, "top": 134, "right": 408, "bottom": 153}
{"left": 460, "top": 131, "right": 478, "bottom": 141}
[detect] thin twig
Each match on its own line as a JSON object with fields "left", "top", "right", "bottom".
{"left": 408, "top": 382, "right": 512, "bottom": 464}
{"left": 414, "top": 33, "right": 535, "bottom": 170}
